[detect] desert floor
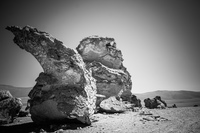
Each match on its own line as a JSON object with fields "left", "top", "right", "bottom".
{"left": 1, "top": 107, "right": 200, "bottom": 133}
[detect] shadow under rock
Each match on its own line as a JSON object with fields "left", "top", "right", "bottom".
{"left": 0, "top": 122, "right": 38, "bottom": 133}
{"left": 0, "top": 120, "right": 89, "bottom": 133}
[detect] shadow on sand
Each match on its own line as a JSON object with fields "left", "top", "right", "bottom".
{"left": 0, "top": 121, "right": 88, "bottom": 133}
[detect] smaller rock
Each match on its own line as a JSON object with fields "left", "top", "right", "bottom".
{"left": 172, "top": 104, "right": 177, "bottom": 108}
{"left": 139, "top": 110, "right": 153, "bottom": 116}
{"left": 0, "top": 90, "right": 23, "bottom": 124}
{"left": 0, "top": 90, "right": 13, "bottom": 101}
{"left": 99, "top": 96, "right": 127, "bottom": 113}
{"left": 144, "top": 96, "right": 167, "bottom": 109}
{"left": 144, "top": 98, "right": 158, "bottom": 109}
{"left": 143, "top": 117, "right": 155, "bottom": 121}
{"left": 168, "top": 104, "right": 177, "bottom": 108}
{"left": 130, "top": 94, "right": 142, "bottom": 107}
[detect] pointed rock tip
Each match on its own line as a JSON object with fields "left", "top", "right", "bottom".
{"left": 5, "top": 25, "right": 22, "bottom": 32}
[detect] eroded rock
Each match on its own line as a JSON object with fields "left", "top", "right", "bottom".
{"left": 155, "top": 96, "right": 167, "bottom": 107}
{"left": 76, "top": 36, "right": 123, "bottom": 69}
{"left": 0, "top": 90, "right": 13, "bottom": 101}
{"left": 144, "top": 96, "right": 167, "bottom": 109}
{"left": 0, "top": 90, "right": 22, "bottom": 124}
{"left": 77, "top": 36, "right": 132, "bottom": 105}
{"left": 7, "top": 26, "right": 97, "bottom": 125}
{"left": 130, "top": 94, "right": 142, "bottom": 107}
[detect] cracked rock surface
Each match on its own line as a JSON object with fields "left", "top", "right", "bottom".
{"left": 77, "top": 36, "right": 132, "bottom": 105}
{"left": 6, "top": 26, "right": 97, "bottom": 125}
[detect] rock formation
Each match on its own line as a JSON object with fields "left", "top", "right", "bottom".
{"left": 6, "top": 26, "right": 97, "bottom": 125}
{"left": 144, "top": 96, "right": 167, "bottom": 109}
{"left": 130, "top": 94, "right": 142, "bottom": 107}
{"left": 99, "top": 96, "right": 127, "bottom": 113}
{"left": 0, "top": 90, "right": 22, "bottom": 124}
{"left": 76, "top": 36, "right": 132, "bottom": 106}
{"left": 155, "top": 96, "right": 167, "bottom": 107}
{"left": 7, "top": 25, "right": 133, "bottom": 122}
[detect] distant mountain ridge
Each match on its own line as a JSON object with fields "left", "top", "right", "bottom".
{"left": 0, "top": 84, "right": 200, "bottom": 101}
{"left": 0, "top": 84, "right": 32, "bottom": 97}
{"left": 134, "top": 90, "right": 200, "bottom": 100}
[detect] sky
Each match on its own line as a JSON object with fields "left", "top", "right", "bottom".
{"left": 0, "top": 0, "right": 200, "bottom": 93}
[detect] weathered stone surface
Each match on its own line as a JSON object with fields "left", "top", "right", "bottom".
{"left": 77, "top": 36, "right": 132, "bottom": 105}
{"left": 144, "top": 96, "right": 167, "bottom": 109}
{"left": 130, "top": 94, "right": 142, "bottom": 107}
{"left": 86, "top": 62, "right": 131, "bottom": 104}
{"left": 7, "top": 26, "right": 97, "bottom": 125}
{"left": 155, "top": 96, "right": 167, "bottom": 107}
{"left": 99, "top": 96, "right": 127, "bottom": 113}
{"left": 0, "top": 90, "right": 22, "bottom": 124}
{"left": 0, "top": 90, "right": 13, "bottom": 101}
{"left": 76, "top": 36, "right": 123, "bottom": 69}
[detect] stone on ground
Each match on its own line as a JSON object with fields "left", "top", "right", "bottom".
{"left": 0, "top": 90, "right": 22, "bottom": 124}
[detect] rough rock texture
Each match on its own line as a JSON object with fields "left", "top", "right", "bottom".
{"left": 130, "top": 94, "right": 142, "bottom": 107}
{"left": 144, "top": 96, "right": 167, "bottom": 109}
{"left": 76, "top": 36, "right": 132, "bottom": 105}
{"left": 0, "top": 90, "right": 22, "bottom": 124}
{"left": 0, "top": 90, "right": 13, "bottom": 101}
{"left": 76, "top": 36, "right": 123, "bottom": 69}
{"left": 6, "top": 26, "right": 97, "bottom": 125}
{"left": 155, "top": 96, "right": 167, "bottom": 107}
{"left": 99, "top": 96, "right": 128, "bottom": 113}
{"left": 86, "top": 62, "right": 131, "bottom": 105}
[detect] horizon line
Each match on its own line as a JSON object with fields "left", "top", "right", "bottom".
{"left": 0, "top": 83, "right": 200, "bottom": 94}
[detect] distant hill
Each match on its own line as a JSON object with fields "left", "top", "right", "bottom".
{"left": 134, "top": 90, "right": 200, "bottom": 101}
{"left": 1, "top": 84, "right": 200, "bottom": 100}
{"left": 134, "top": 90, "right": 200, "bottom": 107}
{"left": 0, "top": 84, "right": 32, "bottom": 97}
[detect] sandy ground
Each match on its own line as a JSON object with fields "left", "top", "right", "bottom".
{"left": 1, "top": 107, "right": 200, "bottom": 133}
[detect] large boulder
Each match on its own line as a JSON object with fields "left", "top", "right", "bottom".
{"left": 76, "top": 36, "right": 132, "bottom": 104}
{"left": 6, "top": 26, "right": 97, "bottom": 125}
{"left": 0, "top": 90, "right": 22, "bottom": 124}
